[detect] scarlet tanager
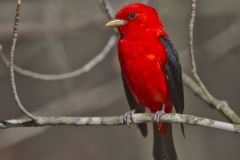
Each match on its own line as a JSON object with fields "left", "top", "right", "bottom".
{"left": 105, "top": 3, "right": 184, "bottom": 160}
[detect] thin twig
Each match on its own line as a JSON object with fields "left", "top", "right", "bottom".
{"left": 99, "top": 0, "right": 114, "bottom": 19}
{"left": 182, "top": 73, "right": 240, "bottom": 123}
{"left": 1, "top": 35, "right": 117, "bottom": 80}
{"left": 0, "top": 79, "right": 124, "bottom": 149}
{"left": 98, "top": 0, "right": 119, "bottom": 34}
{"left": 0, "top": 113, "right": 239, "bottom": 133}
{"left": 189, "top": 0, "right": 197, "bottom": 74}
{"left": 188, "top": 0, "right": 213, "bottom": 102}
{"left": 0, "top": 0, "right": 118, "bottom": 81}
{"left": 188, "top": 0, "right": 240, "bottom": 123}
{"left": 9, "top": 0, "right": 37, "bottom": 120}
{"left": 0, "top": 0, "right": 117, "bottom": 82}
{"left": 99, "top": 0, "right": 151, "bottom": 19}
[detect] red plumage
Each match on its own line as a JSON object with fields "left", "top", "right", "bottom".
{"left": 116, "top": 3, "right": 172, "bottom": 133}
{"left": 106, "top": 3, "right": 184, "bottom": 159}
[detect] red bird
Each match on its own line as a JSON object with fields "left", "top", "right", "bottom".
{"left": 106, "top": 3, "right": 184, "bottom": 160}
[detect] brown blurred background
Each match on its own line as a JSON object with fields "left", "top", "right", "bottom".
{"left": 0, "top": 0, "right": 240, "bottom": 160}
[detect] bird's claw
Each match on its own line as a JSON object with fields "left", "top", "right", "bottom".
{"left": 154, "top": 109, "right": 165, "bottom": 123}
{"left": 123, "top": 110, "right": 136, "bottom": 127}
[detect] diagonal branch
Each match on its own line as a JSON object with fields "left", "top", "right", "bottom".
{"left": 188, "top": 0, "right": 240, "bottom": 123}
{"left": 182, "top": 73, "right": 240, "bottom": 123}
{"left": 1, "top": 35, "right": 117, "bottom": 81}
{"left": 99, "top": 0, "right": 114, "bottom": 19}
{"left": 0, "top": 113, "right": 239, "bottom": 133}
{"left": 9, "top": 0, "right": 37, "bottom": 120}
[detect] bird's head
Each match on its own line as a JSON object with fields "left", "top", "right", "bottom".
{"left": 105, "top": 3, "right": 166, "bottom": 39}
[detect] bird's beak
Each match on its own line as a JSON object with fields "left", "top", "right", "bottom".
{"left": 105, "top": 19, "right": 127, "bottom": 27}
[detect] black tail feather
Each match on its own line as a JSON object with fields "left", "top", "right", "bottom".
{"left": 153, "top": 123, "right": 178, "bottom": 160}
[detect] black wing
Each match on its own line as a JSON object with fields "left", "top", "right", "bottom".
{"left": 160, "top": 36, "right": 185, "bottom": 137}
{"left": 122, "top": 74, "right": 148, "bottom": 137}
{"left": 160, "top": 36, "right": 184, "bottom": 114}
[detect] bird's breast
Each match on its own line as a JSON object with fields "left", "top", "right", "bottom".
{"left": 118, "top": 39, "right": 169, "bottom": 111}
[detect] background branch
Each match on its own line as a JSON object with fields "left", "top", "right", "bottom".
{"left": 9, "top": 0, "right": 37, "bottom": 120}
{"left": 182, "top": 73, "right": 240, "bottom": 123}
{"left": 99, "top": 0, "right": 114, "bottom": 19}
{"left": 1, "top": 35, "right": 117, "bottom": 81}
{"left": 188, "top": 0, "right": 214, "bottom": 103}
{"left": 187, "top": 0, "right": 240, "bottom": 124}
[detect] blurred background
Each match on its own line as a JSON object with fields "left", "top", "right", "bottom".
{"left": 0, "top": 0, "right": 240, "bottom": 160}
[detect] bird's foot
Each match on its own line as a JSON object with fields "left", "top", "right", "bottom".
{"left": 123, "top": 110, "right": 136, "bottom": 127}
{"left": 154, "top": 106, "right": 166, "bottom": 123}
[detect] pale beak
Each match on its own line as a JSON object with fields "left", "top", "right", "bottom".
{"left": 105, "top": 19, "right": 127, "bottom": 27}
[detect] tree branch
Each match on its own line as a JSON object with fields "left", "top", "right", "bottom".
{"left": 187, "top": 0, "right": 240, "bottom": 124}
{"left": 189, "top": 0, "right": 198, "bottom": 74}
{"left": 99, "top": 0, "right": 114, "bottom": 19}
{"left": 188, "top": 0, "right": 212, "bottom": 99}
{"left": 0, "top": 113, "right": 239, "bottom": 133}
{"left": 9, "top": 0, "right": 37, "bottom": 120}
{"left": 1, "top": 35, "right": 117, "bottom": 81}
{"left": 182, "top": 73, "right": 240, "bottom": 123}
{"left": 0, "top": 79, "right": 124, "bottom": 149}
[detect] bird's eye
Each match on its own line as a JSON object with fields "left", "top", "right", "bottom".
{"left": 128, "top": 12, "right": 137, "bottom": 20}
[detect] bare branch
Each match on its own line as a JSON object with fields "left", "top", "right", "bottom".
{"left": 188, "top": 0, "right": 213, "bottom": 102}
{"left": 189, "top": 0, "right": 197, "bottom": 74}
{"left": 1, "top": 35, "right": 117, "bottom": 80}
{"left": 188, "top": 0, "right": 215, "bottom": 101}
{"left": 188, "top": 0, "right": 240, "bottom": 123}
{"left": 183, "top": 73, "right": 240, "bottom": 123}
{"left": 0, "top": 113, "right": 239, "bottom": 133}
{"left": 99, "top": 0, "right": 114, "bottom": 19}
{"left": 0, "top": 0, "right": 118, "bottom": 81}
{"left": 9, "top": 0, "right": 37, "bottom": 120}
{"left": 0, "top": 79, "right": 124, "bottom": 149}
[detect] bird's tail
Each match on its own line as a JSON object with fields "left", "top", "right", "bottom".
{"left": 158, "top": 122, "right": 168, "bottom": 135}
{"left": 153, "top": 123, "right": 178, "bottom": 160}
